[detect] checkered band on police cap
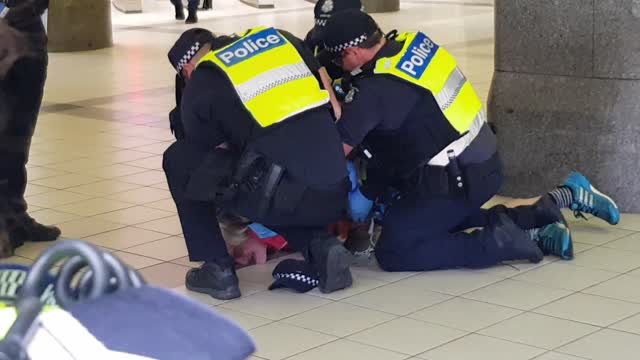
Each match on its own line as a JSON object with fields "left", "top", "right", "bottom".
{"left": 326, "top": 33, "right": 369, "bottom": 53}
{"left": 321, "top": 9, "right": 379, "bottom": 54}
{"left": 176, "top": 42, "right": 201, "bottom": 71}
{"left": 168, "top": 28, "right": 215, "bottom": 73}
{"left": 268, "top": 259, "right": 319, "bottom": 293}
{"left": 273, "top": 273, "right": 319, "bottom": 287}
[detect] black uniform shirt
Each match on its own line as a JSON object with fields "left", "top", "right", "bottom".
{"left": 180, "top": 29, "right": 347, "bottom": 188}
{"left": 336, "top": 39, "right": 461, "bottom": 192}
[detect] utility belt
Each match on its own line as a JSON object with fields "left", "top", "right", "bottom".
{"left": 185, "top": 148, "right": 290, "bottom": 219}
{"left": 403, "top": 121, "right": 500, "bottom": 202}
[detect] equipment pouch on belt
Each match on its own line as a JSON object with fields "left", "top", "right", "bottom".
{"left": 222, "top": 150, "right": 288, "bottom": 217}
{"left": 184, "top": 149, "right": 236, "bottom": 202}
{"left": 404, "top": 153, "right": 468, "bottom": 200}
{"left": 459, "top": 152, "right": 502, "bottom": 205}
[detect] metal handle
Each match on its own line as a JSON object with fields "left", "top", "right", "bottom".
{"left": 20, "top": 240, "right": 110, "bottom": 304}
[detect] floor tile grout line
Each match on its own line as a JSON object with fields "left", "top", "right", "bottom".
{"left": 279, "top": 305, "right": 402, "bottom": 339}
{"left": 530, "top": 350, "right": 589, "bottom": 360}
{"left": 217, "top": 293, "right": 336, "bottom": 323}
{"left": 279, "top": 338, "right": 344, "bottom": 360}
{"left": 527, "top": 306, "right": 627, "bottom": 329}
{"left": 405, "top": 296, "right": 527, "bottom": 332}
{"left": 117, "top": 242, "right": 186, "bottom": 261}
{"left": 340, "top": 293, "right": 452, "bottom": 318}
{"left": 485, "top": 318, "right": 602, "bottom": 353}
{"left": 549, "top": 327, "right": 616, "bottom": 358}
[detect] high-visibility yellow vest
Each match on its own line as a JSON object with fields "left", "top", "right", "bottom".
{"left": 374, "top": 32, "right": 483, "bottom": 135}
{"left": 197, "top": 27, "right": 330, "bottom": 128}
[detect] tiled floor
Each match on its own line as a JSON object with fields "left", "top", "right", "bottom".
{"left": 6, "top": 0, "right": 638, "bottom": 359}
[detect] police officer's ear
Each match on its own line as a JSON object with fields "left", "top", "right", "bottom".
{"left": 182, "top": 43, "right": 212, "bottom": 80}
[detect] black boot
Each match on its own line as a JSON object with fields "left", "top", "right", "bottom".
{"left": 9, "top": 213, "right": 60, "bottom": 247}
{"left": 185, "top": 9, "right": 198, "bottom": 24}
{"left": 0, "top": 217, "right": 13, "bottom": 258}
{"left": 0, "top": 183, "right": 14, "bottom": 257}
{"left": 174, "top": 4, "right": 185, "bottom": 20}
{"left": 490, "top": 214, "right": 544, "bottom": 264}
{"left": 308, "top": 236, "right": 355, "bottom": 293}
{"left": 185, "top": 261, "right": 241, "bottom": 300}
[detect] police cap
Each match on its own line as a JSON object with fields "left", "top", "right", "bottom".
{"left": 321, "top": 9, "right": 380, "bottom": 55}
{"left": 268, "top": 259, "right": 319, "bottom": 293}
{"left": 313, "top": 0, "right": 363, "bottom": 28}
{"left": 168, "top": 28, "right": 215, "bottom": 73}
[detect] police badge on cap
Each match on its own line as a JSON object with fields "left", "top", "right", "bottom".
{"left": 314, "top": 0, "right": 362, "bottom": 27}
{"left": 321, "top": 0, "right": 333, "bottom": 13}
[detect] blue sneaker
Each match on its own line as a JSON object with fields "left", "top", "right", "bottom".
{"left": 563, "top": 171, "right": 620, "bottom": 225}
{"left": 536, "top": 222, "right": 573, "bottom": 260}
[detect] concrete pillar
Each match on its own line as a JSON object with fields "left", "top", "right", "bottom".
{"left": 305, "top": 0, "right": 399, "bottom": 13}
{"left": 488, "top": 0, "right": 640, "bottom": 212}
{"left": 362, "top": 0, "right": 399, "bottom": 13}
{"left": 47, "top": 0, "right": 113, "bottom": 52}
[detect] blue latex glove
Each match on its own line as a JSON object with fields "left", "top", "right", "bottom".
{"left": 347, "top": 162, "right": 358, "bottom": 191}
{"left": 349, "top": 188, "right": 374, "bottom": 222}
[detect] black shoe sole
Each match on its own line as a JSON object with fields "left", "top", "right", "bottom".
{"left": 319, "top": 244, "right": 355, "bottom": 294}
{"left": 185, "top": 282, "right": 241, "bottom": 300}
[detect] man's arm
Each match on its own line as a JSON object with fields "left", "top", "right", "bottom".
{"left": 319, "top": 67, "right": 342, "bottom": 120}
{"left": 336, "top": 78, "right": 385, "bottom": 156}
{"left": 169, "top": 74, "right": 187, "bottom": 140}
{"left": 180, "top": 67, "right": 229, "bottom": 149}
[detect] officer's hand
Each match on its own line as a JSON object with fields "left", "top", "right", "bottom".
{"left": 347, "top": 162, "right": 358, "bottom": 191}
{"left": 349, "top": 188, "right": 374, "bottom": 223}
{"left": 168, "top": 107, "right": 185, "bottom": 140}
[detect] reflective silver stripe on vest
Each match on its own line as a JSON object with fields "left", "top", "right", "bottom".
{"left": 428, "top": 110, "right": 487, "bottom": 167}
{"left": 433, "top": 67, "right": 467, "bottom": 112}
{"left": 234, "top": 62, "right": 314, "bottom": 103}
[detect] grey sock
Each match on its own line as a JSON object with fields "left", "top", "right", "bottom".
{"left": 548, "top": 186, "right": 574, "bottom": 209}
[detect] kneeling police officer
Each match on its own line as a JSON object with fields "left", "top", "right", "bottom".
{"left": 320, "top": 10, "right": 620, "bottom": 272}
{"left": 165, "top": 27, "right": 354, "bottom": 300}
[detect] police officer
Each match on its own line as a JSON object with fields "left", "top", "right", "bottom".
{"left": 0, "top": 0, "right": 60, "bottom": 256}
{"left": 167, "top": 28, "right": 230, "bottom": 140}
{"left": 164, "top": 28, "right": 355, "bottom": 300}
{"left": 320, "top": 10, "right": 620, "bottom": 272}
{"left": 304, "top": 0, "right": 362, "bottom": 80}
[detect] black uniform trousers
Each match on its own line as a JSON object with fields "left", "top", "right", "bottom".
{"left": 375, "top": 157, "right": 559, "bottom": 272}
{"left": 0, "top": 53, "right": 48, "bottom": 215}
{"left": 163, "top": 141, "right": 348, "bottom": 264}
